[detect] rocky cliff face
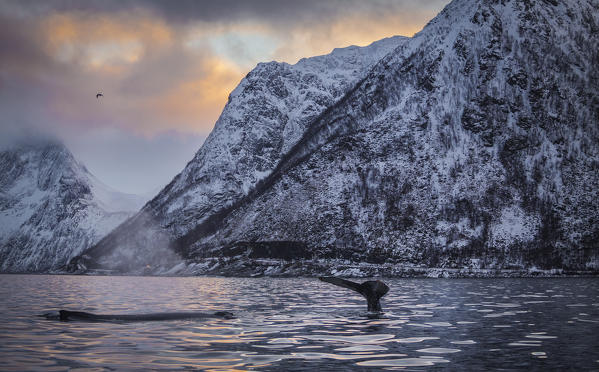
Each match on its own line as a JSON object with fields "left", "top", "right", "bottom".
{"left": 74, "top": 0, "right": 598, "bottom": 276}
{"left": 0, "top": 140, "right": 144, "bottom": 272}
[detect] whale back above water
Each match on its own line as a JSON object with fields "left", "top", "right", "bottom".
{"left": 42, "top": 310, "right": 234, "bottom": 322}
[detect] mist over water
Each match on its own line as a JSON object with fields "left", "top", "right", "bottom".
{"left": 0, "top": 275, "right": 598, "bottom": 370}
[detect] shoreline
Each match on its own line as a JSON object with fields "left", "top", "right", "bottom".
{"left": 3, "top": 259, "right": 598, "bottom": 278}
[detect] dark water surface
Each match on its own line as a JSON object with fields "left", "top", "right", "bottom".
{"left": 0, "top": 275, "right": 597, "bottom": 371}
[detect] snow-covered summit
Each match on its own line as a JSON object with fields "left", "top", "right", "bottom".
{"left": 157, "top": 34, "right": 408, "bottom": 229}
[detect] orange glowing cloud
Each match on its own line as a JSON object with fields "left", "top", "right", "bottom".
{"left": 40, "top": 12, "right": 172, "bottom": 70}
{"left": 272, "top": 13, "right": 428, "bottom": 63}
{"left": 30, "top": 4, "right": 445, "bottom": 138}
{"left": 144, "top": 58, "right": 243, "bottom": 134}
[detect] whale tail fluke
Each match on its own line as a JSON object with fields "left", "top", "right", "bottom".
{"left": 319, "top": 277, "right": 389, "bottom": 312}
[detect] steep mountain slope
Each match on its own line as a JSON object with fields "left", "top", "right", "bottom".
{"left": 0, "top": 140, "right": 145, "bottom": 272}
{"left": 177, "top": 0, "right": 598, "bottom": 275}
{"left": 74, "top": 0, "right": 598, "bottom": 276}
{"left": 71, "top": 36, "right": 407, "bottom": 272}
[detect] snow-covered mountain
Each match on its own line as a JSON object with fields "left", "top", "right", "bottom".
{"left": 72, "top": 0, "right": 598, "bottom": 276}
{"left": 70, "top": 36, "right": 407, "bottom": 273}
{"left": 0, "top": 140, "right": 145, "bottom": 272}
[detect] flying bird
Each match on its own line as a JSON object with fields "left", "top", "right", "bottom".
{"left": 96, "top": 92, "right": 103, "bottom": 99}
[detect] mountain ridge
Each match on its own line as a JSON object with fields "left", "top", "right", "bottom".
{"left": 72, "top": 35, "right": 408, "bottom": 272}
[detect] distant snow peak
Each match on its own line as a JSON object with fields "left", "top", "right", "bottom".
{"left": 0, "top": 140, "right": 144, "bottom": 272}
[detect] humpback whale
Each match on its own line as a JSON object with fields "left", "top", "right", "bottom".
{"left": 41, "top": 278, "right": 387, "bottom": 322}
{"left": 42, "top": 310, "right": 234, "bottom": 322}
{"left": 319, "top": 277, "right": 389, "bottom": 312}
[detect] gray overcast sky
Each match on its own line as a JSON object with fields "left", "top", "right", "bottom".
{"left": 0, "top": 0, "right": 450, "bottom": 194}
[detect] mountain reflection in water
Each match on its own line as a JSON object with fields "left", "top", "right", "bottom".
{"left": 0, "top": 275, "right": 598, "bottom": 370}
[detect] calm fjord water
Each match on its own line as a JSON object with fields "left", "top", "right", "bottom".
{"left": 0, "top": 275, "right": 597, "bottom": 371}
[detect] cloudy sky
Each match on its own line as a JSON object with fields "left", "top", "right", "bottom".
{"left": 0, "top": 0, "right": 449, "bottom": 195}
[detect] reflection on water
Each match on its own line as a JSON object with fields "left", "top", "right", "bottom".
{"left": 0, "top": 275, "right": 598, "bottom": 370}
